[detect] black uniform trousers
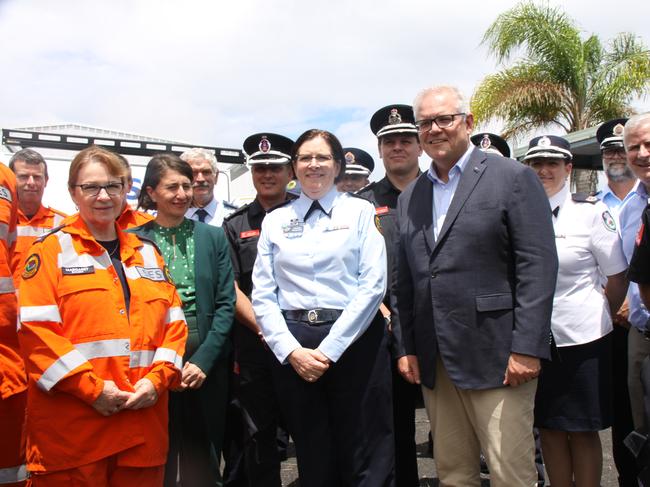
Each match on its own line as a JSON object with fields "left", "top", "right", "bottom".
{"left": 273, "top": 313, "right": 395, "bottom": 487}
{"left": 391, "top": 360, "right": 420, "bottom": 487}
{"left": 223, "top": 327, "right": 282, "bottom": 487}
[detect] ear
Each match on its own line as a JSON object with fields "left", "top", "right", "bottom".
{"left": 145, "top": 186, "right": 156, "bottom": 203}
{"left": 68, "top": 187, "right": 78, "bottom": 207}
{"left": 334, "top": 161, "right": 341, "bottom": 179}
{"left": 465, "top": 113, "right": 475, "bottom": 133}
{"left": 377, "top": 140, "right": 383, "bottom": 159}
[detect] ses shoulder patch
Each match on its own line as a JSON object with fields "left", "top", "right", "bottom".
{"left": 0, "top": 185, "right": 12, "bottom": 202}
{"left": 22, "top": 253, "right": 41, "bottom": 280}
{"left": 602, "top": 211, "right": 617, "bottom": 232}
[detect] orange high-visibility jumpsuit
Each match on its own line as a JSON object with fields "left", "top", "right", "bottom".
{"left": 11, "top": 204, "right": 67, "bottom": 285}
{"left": 18, "top": 214, "right": 187, "bottom": 486}
{"left": 0, "top": 163, "right": 27, "bottom": 487}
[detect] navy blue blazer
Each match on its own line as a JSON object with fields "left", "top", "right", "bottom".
{"left": 391, "top": 147, "right": 558, "bottom": 390}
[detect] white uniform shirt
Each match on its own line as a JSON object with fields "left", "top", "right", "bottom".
{"left": 185, "top": 197, "right": 236, "bottom": 227}
{"left": 550, "top": 184, "right": 627, "bottom": 346}
{"left": 252, "top": 186, "right": 387, "bottom": 363}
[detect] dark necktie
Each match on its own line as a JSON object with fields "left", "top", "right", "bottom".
{"left": 305, "top": 200, "right": 326, "bottom": 220}
{"left": 552, "top": 206, "right": 560, "bottom": 218}
{"left": 195, "top": 208, "right": 208, "bottom": 223}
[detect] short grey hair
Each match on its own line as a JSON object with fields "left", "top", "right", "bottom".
{"left": 412, "top": 85, "right": 470, "bottom": 119}
{"left": 624, "top": 112, "right": 650, "bottom": 150}
{"left": 180, "top": 147, "right": 218, "bottom": 173}
{"left": 9, "top": 148, "right": 48, "bottom": 178}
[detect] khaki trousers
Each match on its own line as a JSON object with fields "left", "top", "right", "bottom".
{"left": 422, "top": 357, "right": 538, "bottom": 487}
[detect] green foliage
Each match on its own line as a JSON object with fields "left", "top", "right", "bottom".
{"left": 472, "top": 1, "right": 650, "bottom": 139}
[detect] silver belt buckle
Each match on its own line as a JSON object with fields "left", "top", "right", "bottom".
{"left": 307, "top": 309, "right": 318, "bottom": 323}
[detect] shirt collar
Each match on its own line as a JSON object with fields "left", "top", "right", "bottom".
{"left": 426, "top": 144, "right": 473, "bottom": 184}
{"left": 18, "top": 203, "right": 48, "bottom": 223}
{"left": 296, "top": 186, "right": 339, "bottom": 220}
{"left": 193, "top": 197, "right": 217, "bottom": 218}
{"left": 548, "top": 183, "right": 569, "bottom": 212}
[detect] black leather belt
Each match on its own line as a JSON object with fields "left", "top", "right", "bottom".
{"left": 282, "top": 309, "right": 343, "bottom": 325}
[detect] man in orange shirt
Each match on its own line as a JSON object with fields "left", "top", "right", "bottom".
{"left": 8, "top": 149, "right": 66, "bottom": 284}
{"left": 0, "top": 160, "right": 27, "bottom": 486}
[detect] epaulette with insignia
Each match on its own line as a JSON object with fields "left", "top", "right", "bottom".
{"left": 356, "top": 181, "right": 377, "bottom": 195}
{"left": 572, "top": 193, "right": 598, "bottom": 204}
{"left": 348, "top": 192, "right": 373, "bottom": 204}
{"left": 267, "top": 198, "right": 293, "bottom": 213}
{"left": 224, "top": 200, "right": 239, "bottom": 210}
{"left": 35, "top": 223, "right": 67, "bottom": 243}
{"left": 224, "top": 202, "right": 252, "bottom": 222}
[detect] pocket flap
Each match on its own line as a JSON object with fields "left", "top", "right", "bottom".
{"left": 475, "top": 293, "right": 513, "bottom": 312}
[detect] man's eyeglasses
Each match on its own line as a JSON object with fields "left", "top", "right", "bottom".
{"left": 415, "top": 113, "right": 466, "bottom": 132}
{"left": 295, "top": 154, "right": 334, "bottom": 164}
{"left": 602, "top": 148, "right": 626, "bottom": 159}
{"left": 73, "top": 182, "right": 124, "bottom": 196}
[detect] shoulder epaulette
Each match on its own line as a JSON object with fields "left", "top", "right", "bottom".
{"left": 572, "top": 192, "right": 598, "bottom": 204}
{"left": 267, "top": 199, "right": 293, "bottom": 213}
{"left": 224, "top": 200, "right": 239, "bottom": 210}
{"left": 348, "top": 192, "right": 373, "bottom": 204}
{"left": 35, "top": 224, "right": 67, "bottom": 243}
{"left": 224, "top": 202, "right": 252, "bottom": 222}
{"left": 356, "top": 181, "right": 377, "bottom": 195}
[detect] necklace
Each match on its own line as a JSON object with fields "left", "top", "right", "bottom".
{"left": 102, "top": 239, "right": 120, "bottom": 258}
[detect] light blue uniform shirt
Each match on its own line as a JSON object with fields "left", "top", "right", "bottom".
{"left": 252, "top": 186, "right": 387, "bottom": 363}
{"left": 426, "top": 145, "right": 473, "bottom": 240}
{"left": 596, "top": 184, "right": 637, "bottom": 222}
{"left": 618, "top": 181, "right": 649, "bottom": 331}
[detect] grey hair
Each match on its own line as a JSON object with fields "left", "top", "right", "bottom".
{"left": 180, "top": 147, "right": 218, "bottom": 173}
{"left": 624, "top": 112, "right": 650, "bottom": 149}
{"left": 412, "top": 85, "right": 470, "bottom": 119}
{"left": 9, "top": 148, "right": 48, "bottom": 178}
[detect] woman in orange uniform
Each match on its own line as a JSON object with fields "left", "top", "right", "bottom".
{"left": 17, "top": 146, "right": 187, "bottom": 487}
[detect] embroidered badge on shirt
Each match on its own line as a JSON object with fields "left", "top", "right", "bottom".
{"left": 22, "top": 253, "right": 41, "bottom": 279}
{"left": 602, "top": 211, "right": 617, "bottom": 232}
{"left": 375, "top": 206, "right": 389, "bottom": 216}
{"left": 136, "top": 267, "right": 166, "bottom": 282}
{"left": 163, "top": 265, "right": 174, "bottom": 284}
{"left": 375, "top": 215, "right": 383, "bottom": 234}
{"left": 0, "top": 185, "right": 12, "bottom": 202}
{"left": 240, "top": 229, "right": 260, "bottom": 239}
{"left": 62, "top": 265, "right": 95, "bottom": 275}
{"left": 282, "top": 219, "right": 304, "bottom": 238}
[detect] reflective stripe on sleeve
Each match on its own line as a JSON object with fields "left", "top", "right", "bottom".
{"left": 153, "top": 347, "right": 183, "bottom": 369}
{"left": 0, "top": 277, "right": 15, "bottom": 294}
{"left": 21, "top": 304, "right": 62, "bottom": 323}
{"left": 140, "top": 242, "right": 158, "bottom": 268}
{"left": 129, "top": 349, "right": 156, "bottom": 368}
{"left": 37, "top": 349, "right": 88, "bottom": 391}
{"left": 166, "top": 307, "right": 186, "bottom": 324}
{"left": 0, "top": 464, "right": 28, "bottom": 483}
{"left": 0, "top": 222, "right": 8, "bottom": 240}
{"left": 16, "top": 225, "right": 50, "bottom": 237}
{"left": 74, "top": 338, "right": 130, "bottom": 360}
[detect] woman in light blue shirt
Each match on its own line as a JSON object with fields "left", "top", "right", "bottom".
{"left": 252, "top": 129, "right": 393, "bottom": 487}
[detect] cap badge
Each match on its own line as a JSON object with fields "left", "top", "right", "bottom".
{"left": 539, "top": 136, "right": 551, "bottom": 147}
{"left": 345, "top": 151, "right": 356, "bottom": 164}
{"left": 388, "top": 108, "right": 402, "bottom": 125}
{"left": 480, "top": 134, "right": 492, "bottom": 150}
{"left": 259, "top": 136, "right": 271, "bottom": 153}
{"left": 613, "top": 123, "right": 625, "bottom": 136}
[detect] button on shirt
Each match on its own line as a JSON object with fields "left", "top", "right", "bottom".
{"left": 618, "top": 181, "right": 650, "bottom": 331}
{"left": 252, "top": 186, "right": 387, "bottom": 363}
{"left": 426, "top": 145, "right": 473, "bottom": 240}
{"left": 185, "top": 197, "right": 235, "bottom": 227}
{"left": 549, "top": 184, "right": 627, "bottom": 346}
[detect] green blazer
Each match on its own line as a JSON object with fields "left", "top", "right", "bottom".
{"left": 131, "top": 219, "right": 235, "bottom": 372}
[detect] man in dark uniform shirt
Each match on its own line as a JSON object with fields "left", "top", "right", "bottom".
{"left": 358, "top": 104, "right": 422, "bottom": 487}
{"left": 222, "top": 133, "right": 295, "bottom": 487}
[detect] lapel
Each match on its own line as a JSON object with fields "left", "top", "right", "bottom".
{"left": 432, "top": 148, "right": 488, "bottom": 254}
{"left": 410, "top": 173, "right": 436, "bottom": 253}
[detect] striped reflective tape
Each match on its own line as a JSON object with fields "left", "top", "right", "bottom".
{"left": 56, "top": 232, "right": 111, "bottom": 270}
{"left": 0, "top": 277, "right": 15, "bottom": 294}
{"left": 153, "top": 347, "right": 183, "bottom": 369}
{"left": 166, "top": 307, "right": 186, "bottom": 325}
{"left": 0, "top": 464, "right": 27, "bottom": 483}
{"left": 16, "top": 225, "right": 51, "bottom": 237}
{"left": 0, "top": 222, "right": 8, "bottom": 240}
{"left": 140, "top": 242, "right": 158, "bottom": 268}
{"left": 129, "top": 349, "right": 156, "bottom": 368}
{"left": 75, "top": 338, "right": 130, "bottom": 360}
{"left": 21, "top": 304, "right": 62, "bottom": 323}
{"left": 37, "top": 349, "right": 88, "bottom": 391}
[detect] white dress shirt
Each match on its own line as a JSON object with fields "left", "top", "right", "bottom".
{"left": 185, "top": 197, "right": 236, "bottom": 227}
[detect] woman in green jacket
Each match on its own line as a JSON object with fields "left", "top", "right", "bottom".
{"left": 134, "top": 153, "right": 235, "bottom": 486}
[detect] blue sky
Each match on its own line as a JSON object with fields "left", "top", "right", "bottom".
{"left": 1, "top": 0, "right": 648, "bottom": 182}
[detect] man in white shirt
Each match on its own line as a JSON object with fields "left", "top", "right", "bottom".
{"left": 182, "top": 148, "right": 236, "bottom": 226}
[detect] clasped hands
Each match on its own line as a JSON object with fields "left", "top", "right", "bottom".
{"left": 288, "top": 347, "right": 331, "bottom": 383}
{"left": 92, "top": 378, "right": 158, "bottom": 417}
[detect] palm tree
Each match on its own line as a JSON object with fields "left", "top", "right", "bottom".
{"left": 471, "top": 2, "right": 650, "bottom": 141}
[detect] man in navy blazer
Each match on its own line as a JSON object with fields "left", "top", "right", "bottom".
{"left": 392, "top": 85, "right": 557, "bottom": 486}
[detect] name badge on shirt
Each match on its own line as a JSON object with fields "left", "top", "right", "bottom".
{"left": 375, "top": 206, "right": 389, "bottom": 216}
{"left": 325, "top": 224, "right": 350, "bottom": 232}
{"left": 136, "top": 266, "right": 166, "bottom": 282}
{"left": 62, "top": 265, "right": 95, "bottom": 275}
{"left": 240, "top": 229, "right": 260, "bottom": 239}
{"left": 282, "top": 219, "right": 304, "bottom": 238}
